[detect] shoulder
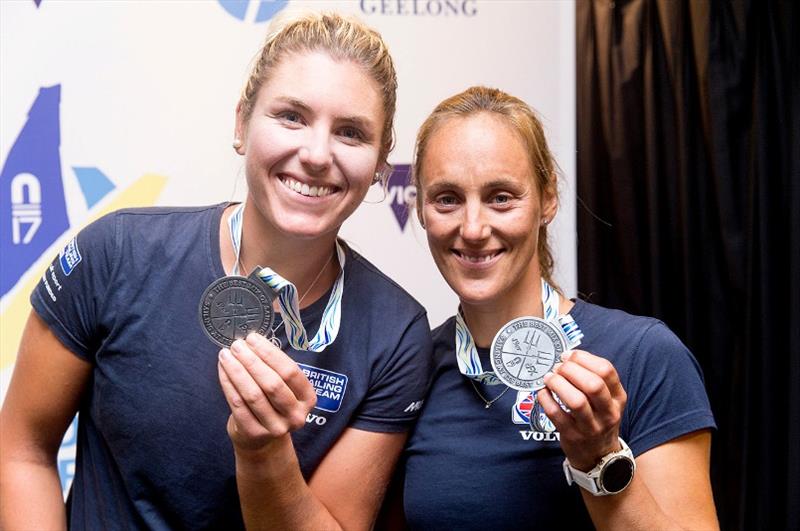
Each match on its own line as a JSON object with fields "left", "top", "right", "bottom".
{"left": 111, "top": 203, "right": 225, "bottom": 231}
{"left": 341, "top": 243, "right": 427, "bottom": 318}
{"left": 79, "top": 203, "right": 224, "bottom": 241}
{"left": 571, "top": 299, "right": 686, "bottom": 358}
{"left": 431, "top": 317, "right": 456, "bottom": 347}
{"left": 430, "top": 317, "right": 457, "bottom": 367}
{"left": 571, "top": 299, "right": 663, "bottom": 337}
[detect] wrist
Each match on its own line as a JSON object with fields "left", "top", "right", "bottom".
{"left": 233, "top": 434, "right": 295, "bottom": 478}
{"left": 563, "top": 437, "right": 636, "bottom": 496}
{"left": 568, "top": 439, "right": 624, "bottom": 472}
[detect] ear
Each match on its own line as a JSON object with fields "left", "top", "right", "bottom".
{"left": 541, "top": 173, "right": 559, "bottom": 224}
{"left": 414, "top": 179, "right": 426, "bottom": 229}
{"left": 233, "top": 102, "right": 246, "bottom": 155}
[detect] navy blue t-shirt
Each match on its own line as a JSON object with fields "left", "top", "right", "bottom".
{"left": 31, "top": 204, "right": 433, "bottom": 530}
{"left": 402, "top": 300, "right": 715, "bottom": 530}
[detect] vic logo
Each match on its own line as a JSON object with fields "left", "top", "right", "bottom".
{"left": 387, "top": 164, "right": 416, "bottom": 231}
{"left": 217, "top": 0, "right": 288, "bottom": 23}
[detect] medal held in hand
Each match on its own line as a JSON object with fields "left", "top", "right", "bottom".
{"left": 490, "top": 317, "right": 568, "bottom": 391}
{"left": 199, "top": 269, "right": 276, "bottom": 347}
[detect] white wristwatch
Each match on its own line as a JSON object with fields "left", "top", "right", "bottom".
{"left": 562, "top": 437, "right": 636, "bottom": 496}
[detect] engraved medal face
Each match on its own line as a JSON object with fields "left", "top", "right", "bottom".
{"left": 199, "top": 271, "right": 275, "bottom": 348}
{"left": 490, "top": 317, "right": 566, "bottom": 391}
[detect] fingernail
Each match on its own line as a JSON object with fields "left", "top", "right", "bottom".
{"left": 231, "top": 340, "right": 244, "bottom": 353}
{"left": 561, "top": 350, "right": 572, "bottom": 361}
{"left": 543, "top": 372, "right": 553, "bottom": 383}
{"left": 219, "top": 348, "right": 231, "bottom": 361}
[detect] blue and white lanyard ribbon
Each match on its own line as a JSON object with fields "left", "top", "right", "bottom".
{"left": 454, "top": 278, "right": 584, "bottom": 385}
{"left": 228, "top": 203, "right": 345, "bottom": 352}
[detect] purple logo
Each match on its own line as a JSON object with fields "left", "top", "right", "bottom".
{"left": 386, "top": 164, "right": 416, "bottom": 231}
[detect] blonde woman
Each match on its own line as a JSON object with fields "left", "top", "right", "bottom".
{"left": 398, "top": 86, "right": 717, "bottom": 530}
{"left": 0, "top": 13, "right": 431, "bottom": 530}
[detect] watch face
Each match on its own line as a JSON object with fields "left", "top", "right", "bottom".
{"left": 600, "top": 456, "right": 634, "bottom": 493}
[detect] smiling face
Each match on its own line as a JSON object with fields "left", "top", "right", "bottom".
{"left": 236, "top": 51, "right": 385, "bottom": 240}
{"left": 419, "top": 112, "right": 557, "bottom": 311}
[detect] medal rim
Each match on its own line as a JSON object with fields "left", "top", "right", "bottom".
{"left": 490, "top": 316, "right": 567, "bottom": 391}
{"left": 198, "top": 274, "right": 275, "bottom": 348}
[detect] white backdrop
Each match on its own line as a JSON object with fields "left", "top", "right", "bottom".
{"left": 0, "top": 0, "right": 575, "bottom": 493}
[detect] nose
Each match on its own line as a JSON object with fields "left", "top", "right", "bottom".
{"left": 298, "top": 129, "right": 333, "bottom": 173}
{"left": 459, "top": 200, "right": 491, "bottom": 242}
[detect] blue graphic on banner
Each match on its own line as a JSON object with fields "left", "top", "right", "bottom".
{"left": 0, "top": 85, "right": 69, "bottom": 298}
{"left": 73, "top": 167, "right": 115, "bottom": 209}
{"left": 297, "top": 363, "right": 348, "bottom": 412}
{"left": 218, "top": 0, "right": 289, "bottom": 23}
{"left": 387, "top": 164, "right": 416, "bottom": 231}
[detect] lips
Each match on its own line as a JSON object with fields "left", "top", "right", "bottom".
{"left": 279, "top": 175, "right": 338, "bottom": 198}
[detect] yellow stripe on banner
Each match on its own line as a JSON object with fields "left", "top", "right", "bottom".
{"left": 0, "top": 174, "right": 167, "bottom": 370}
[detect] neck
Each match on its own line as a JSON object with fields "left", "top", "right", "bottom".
{"left": 460, "top": 262, "right": 545, "bottom": 348}
{"left": 460, "top": 280, "right": 544, "bottom": 348}
{"left": 221, "top": 202, "right": 340, "bottom": 308}
{"left": 460, "top": 276, "right": 575, "bottom": 348}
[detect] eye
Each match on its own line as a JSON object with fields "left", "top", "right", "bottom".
{"left": 435, "top": 194, "right": 459, "bottom": 207}
{"left": 276, "top": 110, "right": 304, "bottom": 125}
{"left": 490, "top": 192, "right": 515, "bottom": 206}
{"left": 338, "top": 126, "right": 365, "bottom": 143}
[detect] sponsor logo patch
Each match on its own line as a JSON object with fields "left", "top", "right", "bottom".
{"left": 512, "top": 391, "right": 535, "bottom": 425}
{"left": 298, "top": 363, "right": 348, "bottom": 413}
{"left": 58, "top": 237, "right": 81, "bottom": 276}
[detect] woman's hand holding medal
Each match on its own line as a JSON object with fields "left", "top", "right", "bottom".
{"left": 217, "top": 333, "right": 317, "bottom": 452}
{"left": 538, "top": 350, "right": 627, "bottom": 471}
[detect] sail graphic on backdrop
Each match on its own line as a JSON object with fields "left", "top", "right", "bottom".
{"left": 0, "top": 85, "right": 69, "bottom": 298}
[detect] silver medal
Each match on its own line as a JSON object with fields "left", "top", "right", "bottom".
{"left": 490, "top": 317, "right": 567, "bottom": 391}
{"left": 199, "top": 269, "right": 275, "bottom": 348}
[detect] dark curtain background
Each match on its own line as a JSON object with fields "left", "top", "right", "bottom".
{"left": 576, "top": 1, "right": 799, "bottom": 530}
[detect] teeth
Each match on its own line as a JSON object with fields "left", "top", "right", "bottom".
{"left": 460, "top": 252, "right": 498, "bottom": 263}
{"left": 280, "top": 177, "right": 334, "bottom": 197}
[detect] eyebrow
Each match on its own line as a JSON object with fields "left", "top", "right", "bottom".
{"left": 275, "top": 96, "right": 377, "bottom": 133}
{"left": 423, "top": 178, "right": 525, "bottom": 195}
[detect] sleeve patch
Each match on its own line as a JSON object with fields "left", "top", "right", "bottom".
{"left": 59, "top": 237, "right": 82, "bottom": 276}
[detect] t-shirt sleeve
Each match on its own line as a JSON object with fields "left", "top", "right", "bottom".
{"left": 349, "top": 311, "right": 434, "bottom": 433}
{"left": 30, "top": 212, "right": 120, "bottom": 362}
{"left": 622, "top": 321, "right": 717, "bottom": 456}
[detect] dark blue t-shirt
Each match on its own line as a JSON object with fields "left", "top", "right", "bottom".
{"left": 31, "top": 203, "right": 433, "bottom": 530}
{"left": 402, "top": 300, "right": 715, "bottom": 530}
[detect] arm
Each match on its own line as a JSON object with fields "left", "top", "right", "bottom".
{"left": 0, "top": 311, "right": 92, "bottom": 531}
{"left": 218, "top": 333, "right": 407, "bottom": 530}
{"left": 538, "top": 350, "right": 718, "bottom": 531}
{"left": 576, "top": 430, "right": 716, "bottom": 531}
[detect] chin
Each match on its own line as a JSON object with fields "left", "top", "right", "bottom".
{"left": 451, "top": 282, "right": 503, "bottom": 307}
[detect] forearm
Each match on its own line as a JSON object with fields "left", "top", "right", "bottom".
{"left": 0, "top": 459, "right": 67, "bottom": 531}
{"left": 581, "top": 475, "right": 718, "bottom": 531}
{"left": 234, "top": 434, "right": 342, "bottom": 531}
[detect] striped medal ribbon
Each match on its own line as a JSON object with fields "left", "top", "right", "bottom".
{"left": 454, "top": 278, "right": 584, "bottom": 385}
{"left": 228, "top": 203, "right": 345, "bottom": 352}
